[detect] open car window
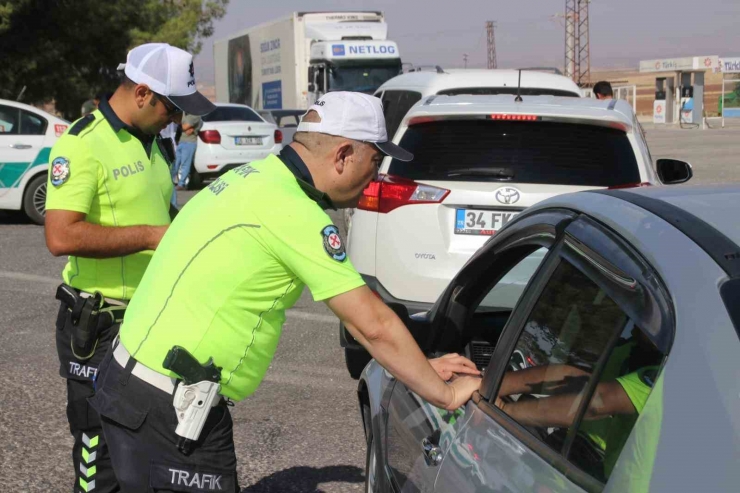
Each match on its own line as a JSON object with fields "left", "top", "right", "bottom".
{"left": 492, "top": 257, "right": 667, "bottom": 484}
{"left": 465, "top": 247, "right": 549, "bottom": 370}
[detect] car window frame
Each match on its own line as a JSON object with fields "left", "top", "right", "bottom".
{"left": 0, "top": 104, "right": 21, "bottom": 135}
{"left": 474, "top": 213, "right": 675, "bottom": 492}
{"left": 20, "top": 109, "right": 48, "bottom": 135}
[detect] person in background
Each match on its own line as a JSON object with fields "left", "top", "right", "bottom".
{"left": 593, "top": 81, "right": 614, "bottom": 100}
{"left": 160, "top": 121, "right": 179, "bottom": 205}
{"left": 171, "top": 112, "right": 203, "bottom": 191}
{"left": 80, "top": 98, "right": 96, "bottom": 117}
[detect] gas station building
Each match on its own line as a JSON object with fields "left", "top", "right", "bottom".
{"left": 638, "top": 55, "right": 740, "bottom": 126}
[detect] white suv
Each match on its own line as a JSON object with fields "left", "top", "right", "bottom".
{"left": 341, "top": 94, "right": 692, "bottom": 378}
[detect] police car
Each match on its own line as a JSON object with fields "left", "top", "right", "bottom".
{"left": 0, "top": 99, "right": 69, "bottom": 224}
{"left": 341, "top": 94, "right": 693, "bottom": 378}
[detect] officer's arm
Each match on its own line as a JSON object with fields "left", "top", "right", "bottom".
{"left": 45, "top": 210, "right": 167, "bottom": 258}
{"left": 326, "top": 285, "right": 481, "bottom": 411}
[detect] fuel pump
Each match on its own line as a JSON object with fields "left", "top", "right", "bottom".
{"left": 653, "top": 77, "right": 674, "bottom": 124}
{"left": 679, "top": 72, "right": 694, "bottom": 124}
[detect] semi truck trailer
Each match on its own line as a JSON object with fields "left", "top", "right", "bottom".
{"left": 214, "top": 11, "right": 402, "bottom": 110}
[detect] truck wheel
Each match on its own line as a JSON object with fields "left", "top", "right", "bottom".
{"left": 345, "top": 346, "right": 373, "bottom": 380}
{"left": 22, "top": 174, "right": 47, "bottom": 225}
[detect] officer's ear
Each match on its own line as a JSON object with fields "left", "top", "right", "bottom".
{"left": 333, "top": 141, "right": 354, "bottom": 175}
{"left": 133, "top": 84, "right": 153, "bottom": 110}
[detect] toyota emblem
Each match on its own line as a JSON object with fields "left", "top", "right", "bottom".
{"left": 495, "top": 187, "right": 521, "bottom": 205}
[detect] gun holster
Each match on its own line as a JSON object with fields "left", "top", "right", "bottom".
{"left": 56, "top": 284, "right": 115, "bottom": 361}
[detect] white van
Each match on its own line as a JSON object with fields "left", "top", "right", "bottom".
{"left": 0, "top": 99, "right": 69, "bottom": 224}
{"left": 373, "top": 69, "right": 583, "bottom": 138}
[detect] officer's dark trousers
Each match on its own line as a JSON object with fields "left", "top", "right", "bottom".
{"left": 90, "top": 347, "right": 239, "bottom": 492}
{"left": 55, "top": 303, "right": 120, "bottom": 493}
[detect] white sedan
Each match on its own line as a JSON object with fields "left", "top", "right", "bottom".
{"left": 0, "top": 99, "right": 69, "bottom": 224}
{"left": 190, "top": 103, "right": 282, "bottom": 187}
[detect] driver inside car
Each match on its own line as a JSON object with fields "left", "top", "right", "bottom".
{"left": 493, "top": 325, "right": 663, "bottom": 479}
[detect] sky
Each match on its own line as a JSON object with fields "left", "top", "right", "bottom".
{"left": 193, "top": 0, "right": 740, "bottom": 84}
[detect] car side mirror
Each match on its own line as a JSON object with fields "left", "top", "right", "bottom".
{"left": 657, "top": 158, "right": 693, "bottom": 185}
{"left": 386, "top": 302, "right": 433, "bottom": 351}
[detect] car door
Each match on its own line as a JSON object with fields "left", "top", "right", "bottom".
{"left": 383, "top": 209, "right": 576, "bottom": 493}
{"left": 433, "top": 214, "right": 674, "bottom": 493}
{"left": 0, "top": 105, "right": 47, "bottom": 196}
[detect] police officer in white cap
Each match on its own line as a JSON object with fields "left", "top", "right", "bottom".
{"left": 89, "top": 91, "right": 481, "bottom": 490}
{"left": 45, "top": 42, "right": 214, "bottom": 493}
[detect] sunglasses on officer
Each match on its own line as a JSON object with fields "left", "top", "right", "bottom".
{"left": 150, "top": 91, "right": 182, "bottom": 117}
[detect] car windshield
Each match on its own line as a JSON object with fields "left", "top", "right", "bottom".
{"left": 203, "top": 107, "right": 263, "bottom": 123}
{"left": 388, "top": 120, "right": 641, "bottom": 187}
{"left": 328, "top": 63, "right": 401, "bottom": 94}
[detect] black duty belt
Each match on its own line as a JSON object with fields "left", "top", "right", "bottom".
{"left": 56, "top": 284, "right": 127, "bottom": 360}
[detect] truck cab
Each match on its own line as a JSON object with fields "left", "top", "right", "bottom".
{"left": 308, "top": 40, "right": 402, "bottom": 98}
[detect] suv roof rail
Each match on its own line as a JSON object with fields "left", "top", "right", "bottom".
{"left": 519, "top": 67, "right": 564, "bottom": 75}
{"left": 406, "top": 65, "right": 446, "bottom": 74}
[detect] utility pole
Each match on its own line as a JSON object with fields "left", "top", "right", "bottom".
{"left": 564, "top": 0, "right": 590, "bottom": 86}
{"left": 486, "top": 21, "right": 497, "bottom": 69}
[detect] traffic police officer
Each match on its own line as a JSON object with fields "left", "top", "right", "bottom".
{"left": 90, "top": 92, "right": 481, "bottom": 491}
{"left": 45, "top": 43, "right": 215, "bottom": 492}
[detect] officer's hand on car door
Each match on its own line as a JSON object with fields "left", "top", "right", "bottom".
{"left": 444, "top": 374, "right": 482, "bottom": 410}
{"left": 429, "top": 353, "right": 480, "bottom": 381}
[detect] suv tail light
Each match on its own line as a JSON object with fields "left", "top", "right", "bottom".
{"left": 274, "top": 129, "right": 283, "bottom": 144}
{"left": 199, "top": 130, "right": 221, "bottom": 144}
{"left": 608, "top": 182, "right": 652, "bottom": 190}
{"left": 358, "top": 175, "right": 450, "bottom": 214}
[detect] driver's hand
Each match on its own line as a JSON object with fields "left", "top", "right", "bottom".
{"left": 494, "top": 395, "right": 505, "bottom": 410}
{"left": 430, "top": 353, "right": 481, "bottom": 381}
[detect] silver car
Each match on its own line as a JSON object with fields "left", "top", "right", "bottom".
{"left": 359, "top": 183, "right": 740, "bottom": 492}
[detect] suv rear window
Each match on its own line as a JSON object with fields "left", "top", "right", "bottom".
{"left": 388, "top": 120, "right": 640, "bottom": 187}
{"left": 203, "top": 107, "right": 263, "bottom": 123}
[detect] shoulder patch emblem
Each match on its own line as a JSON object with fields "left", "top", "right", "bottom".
{"left": 50, "top": 157, "right": 71, "bottom": 187}
{"left": 321, "top": 225, "right": 346, "bottom": 262}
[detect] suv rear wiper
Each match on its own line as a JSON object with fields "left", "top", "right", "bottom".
{"left": 444, "top": 167, "right": 515, "bottom": 179}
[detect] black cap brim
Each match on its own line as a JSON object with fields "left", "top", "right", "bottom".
{"left": 375, "top": 141, "right": 414, "bottom": 162}
{"left": 167, "top": 91, "right": 216, "bottom": 117}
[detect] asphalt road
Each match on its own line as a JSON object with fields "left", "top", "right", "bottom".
{"left": 1, "top": 125, "right": 739, "bottom": 491}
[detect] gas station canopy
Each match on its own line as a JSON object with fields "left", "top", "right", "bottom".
{"left": 639, "top": 56, "right": 721, "bottom": 74}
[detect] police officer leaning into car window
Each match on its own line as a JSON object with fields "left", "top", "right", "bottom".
{"left": 88, "top": 91, "right": 482, "bottom": 491}
{"left": 44, "top": 43, "right": 215, "bottom": 493}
